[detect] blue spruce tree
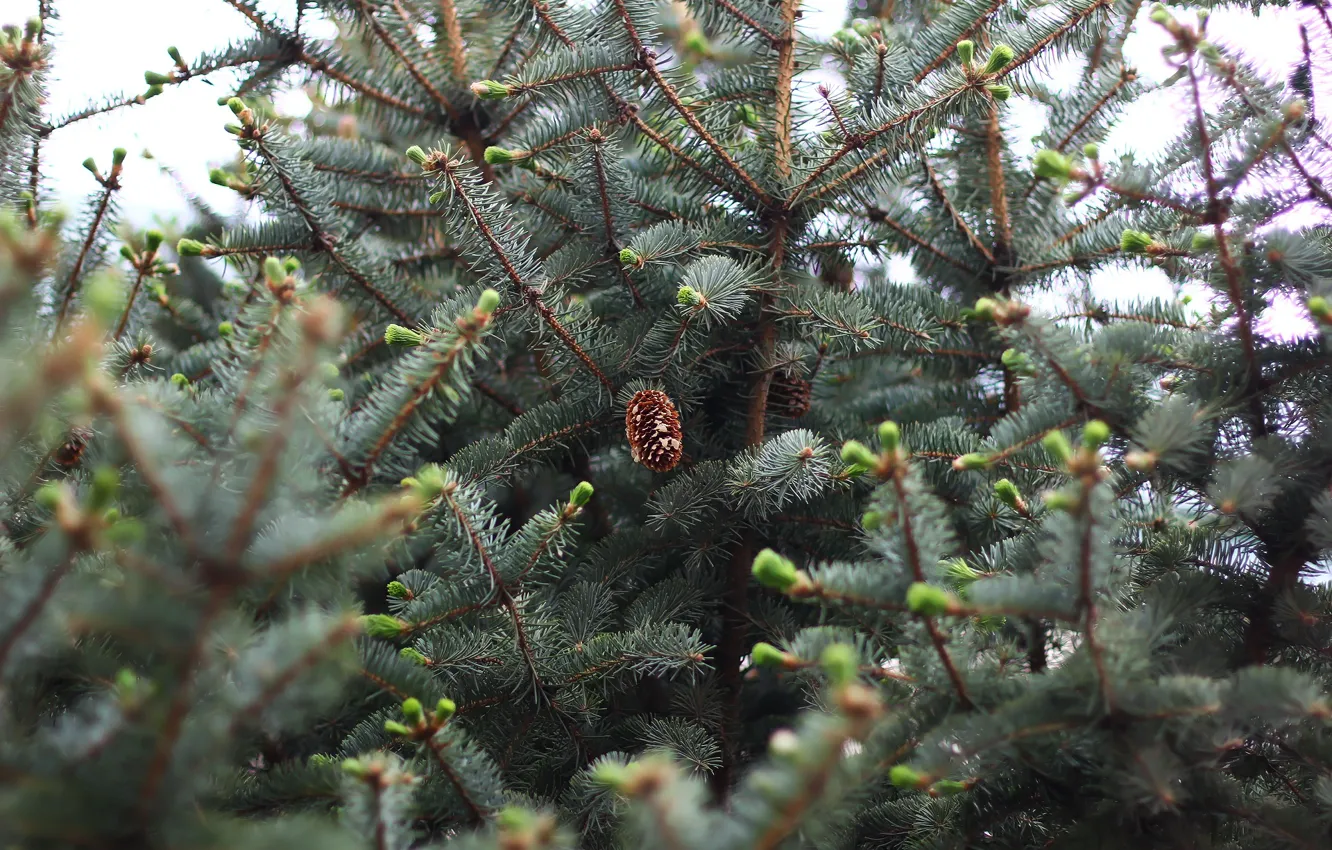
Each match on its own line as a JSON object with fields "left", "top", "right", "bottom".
{"left": 2, "top": 0, "right": 1332, "bottom": 847}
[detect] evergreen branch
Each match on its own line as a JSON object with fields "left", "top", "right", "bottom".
{"left": 771, "top": 0, "right": 801, "bottom": 181}
{"left": 889, "top": 469, "right": 974, "bottom": 710}
{"left": 136, "top": 590, "right": 227, "bottom": 820}
{"left": 352, "top": 0, "right": 460, "bottom": 120}
{"left": 113, "top": 265, "right": 150, "bottom": 340}
{"left": 1074, "top": 491, "right": 1114, "bottom": 710}
{"left": 922, "top": 156, "right": 995, "bottom": 264}
{"left": 425, "top": 734, "right": 489, "bottom": 824}
{"left": 1183, "top": 60, "right": 1265, "bottom": 439}
{"left": 250, "top": 136, "right": 413, "bottom": 322}
{"left": 587, "top": 133, "right": 645, "bottom": 307}
{"left": 435, "top": 159, "right": 614, "bottom": 390}
{"left": 712, "top": 0, "right": 780, "bottom": 44}
{"left": 995, "top": 0, "right": 1113, "bottom": 78}
{"left": 607, "top": 0, "right": 769, "bottom": 205}
{"left": 227, "top": 615, "right": 361, "bottom": 730}
{"left": 227, "top": 362, "right": 307, "bottom": 559}
{"left": 912, "top": 0, "right": 1005, "bottom": 83}
{"left": 791, "top": 87, "right": 966, "bottom": 205}
{"left": 440, "top": 488, "right": 545, "bottom": 692}
{"left": 54, "top": 178, "right": 119, "bottom": 332}
{"left": 866, "top": 206, "right": 980, "bottom": 274}
{"left": 435, "top": 0, "right": 468, "bottom": 79}
{"left": 0, "top": 553, "right": 75, "bottom": 672}
{"left": 752, "top": 722, "right": 853, "bottom": 850}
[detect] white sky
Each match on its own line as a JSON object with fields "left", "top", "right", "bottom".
{"left": 1, "top": 0, "right": 1326, "bottom": 328}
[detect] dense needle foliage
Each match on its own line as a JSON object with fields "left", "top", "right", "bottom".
{"left": 3, "top": 0, "right": 1332, "bottom": 847}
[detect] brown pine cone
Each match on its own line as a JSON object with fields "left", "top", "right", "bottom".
{"left": 625, "top": 389, "right": 683, "bottom": 472}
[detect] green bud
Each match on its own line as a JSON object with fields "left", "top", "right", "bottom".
{"left": 877, "top": 420, "right": 901, "bottom": 452}
{"left": 209, "top": 168, "right": 231, "bottom": 187}
{"left": 82, "top": 157, "right": 98, "bottom": 175}
{"left": 955, "top": 39, "right": 975, "bottom": 66}
{"left": 1191, "top": 231, "right": 1216, "bottom": 252}
{"left": 283, "top": 256, "right": 301, "bottom": 274}
{"left": 752, "top": 548, "right": 799, "bottom": 591}
{"left": 841, "top": 440, "right": 878, "bottom": 469}
{"left": 435, "top": 697, "right": 456, "bottom": 719}
{"left": 24, "top": 17, "right": 42, "bottom": 39}
{"left": 103, "top": 508, "right": 120, "bottom": 523}
{"left": 404, "top": 145, "right": 428, "bottom": 165}
{"left": 1082, "top": 420, "right": 1110, "bottom": 449}
{"left": 308, "top": 753, "right": 334, "bottom": 766}
{"left": 931, "top": 779, "right": 968, "bottom": 796}
{"left": 1000, "top": 348, "right": 1032, "bottom": 372}
{"left": 618, "top": 247, "right": 642, "bottom": 266}
{"left": 144, "top": 84, "right": 164, "bottom": 99}
{"left": 994, "top": 478, "right": 1022, "bottom": 508}
{"left": 1150, "top": 4, "right": 1170, "bottom": 23}
{"left": 224, "top": 123, "right": 244, "bottom": 136}
{"left": 144, "top": 70, "right": 173, "bottom": 86}
{"left": 952, "top": 452, "right": 989, "bottom": 472}
{"left": 360, "top": 614, "right": 408, "bottom": 638}
{"left": 119, "top": 245, "right": 136, "bottom": 262}
{"left": 475, "top": 288, "right": 501, "bottom": 316}
{"left": 170, "top": 373, "right": 190, "bottom": 388}
{"left": 384, "top": 324, "right": 425, "bottom": 346}
{"left": 1120, "top": 229, "right": 1155, "bottom": 254}
{"left": 428, "top": 191, "right": 445, "bottom": 204}
{"left": 985, "top": 84, "right": 1011, "bottom": 102}
{"left": 861, "top": 511, "right": 882, "bottom": 531}
{"left": 982, "top": 44, "right": 1014, "bottom": 75}
{"left": 401, "top": 698, "right": 424, "bottom": 725}
{"left": 263, "top": 256, "right": 284, "bottom": 284}
{"left": 942, "top": 558, "right": 980, "bottom": 587}
{"left": 34, "top": 482, "right": 62, "bottom": 511}
{"left": 570, "top": 481, "right": 594, "bottom": 507}
{"left": 400, "top": 647, "right": 428, "bottom": 665}
{"left": 484, "top": 146, "right": 528, "bottom": 165}
{"left": 341, "top": 759, "right": 367, "bottom": 777}
{"left": 90, "top": 466, "right": 119, "bottom": 510}
{"left": 217, "top": 321, "right": 233, "bottom": 337}
{"left": 821, "top": 643, "right": 858, "bottom": 686}
{"left": 227, "top": 97, "right": 247, "bottom": 115}
{"left": 497, "top": 807, "right": 534, "bottom": 832}
{"left": 890, "top": 765, "right": 926, "bottom": 789}
{"left": 383, "top": 720, "right": 413, "bottom": 736}
{"left": 470, "top": 79, "right": 512, "bottom": 100}
{"left": 677, "top": 285, "right": 701, "bottom": 306}
{"left": 144, "top": 230, "right": 163, "bottom": 252}
{"left": 1042, "top": 430, "right": 1073, "bottom": 464}
{"left": 1043, "top": 489, "right": 1080, "bottom": 512}
{"left": 1032, "top": 149, "right": 1073, "bottom": 181}
{"left": 736, "top": 103, "right": 760, "bottom": 129}
{"left": 906, "top": 582, "right": 956, "bottom": 617}
{"left": 750, "top": 642, "right": 788, "bottom": 667}
{"left": 971, "top": 297, "right": 999, "bottom": 321}
{"left": 112, "top": 148, "right": 127, "bottom": 166}
{"left": 167, "top": 46, "right": 182, "bottom": 64}
{"left": 683, "top": 30, "right": 710, "bottom": 55}
{"left": 84, "top": 273, "right": 124, "bottom": 325}
{"left": 387, "top": 580, "right": 409, "bottom": 599}
{"left": 415, "top": 464, "right": 447, "bottom": 496}
{"left": 176, "top": 238, "right": 206, "bottom": 257}
{"left": 1083, "top": 142, "right": 1099, "bottom": 160}
{"left": 592, "top": 762, "right": 630, "bottom": 789}
{"left": 1308, "top": 296, "right": 1332, "bottom": 322}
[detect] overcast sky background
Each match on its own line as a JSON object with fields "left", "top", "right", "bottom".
{"left": 1, "top": 0, "right": 1327, "bottom": 332}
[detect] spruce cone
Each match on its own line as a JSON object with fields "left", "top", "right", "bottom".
{"left": 770, "top": 375, "right": 812, "bottom": 418}
{"left": 625, "top": 389, "right": 683, "bottom": 472}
